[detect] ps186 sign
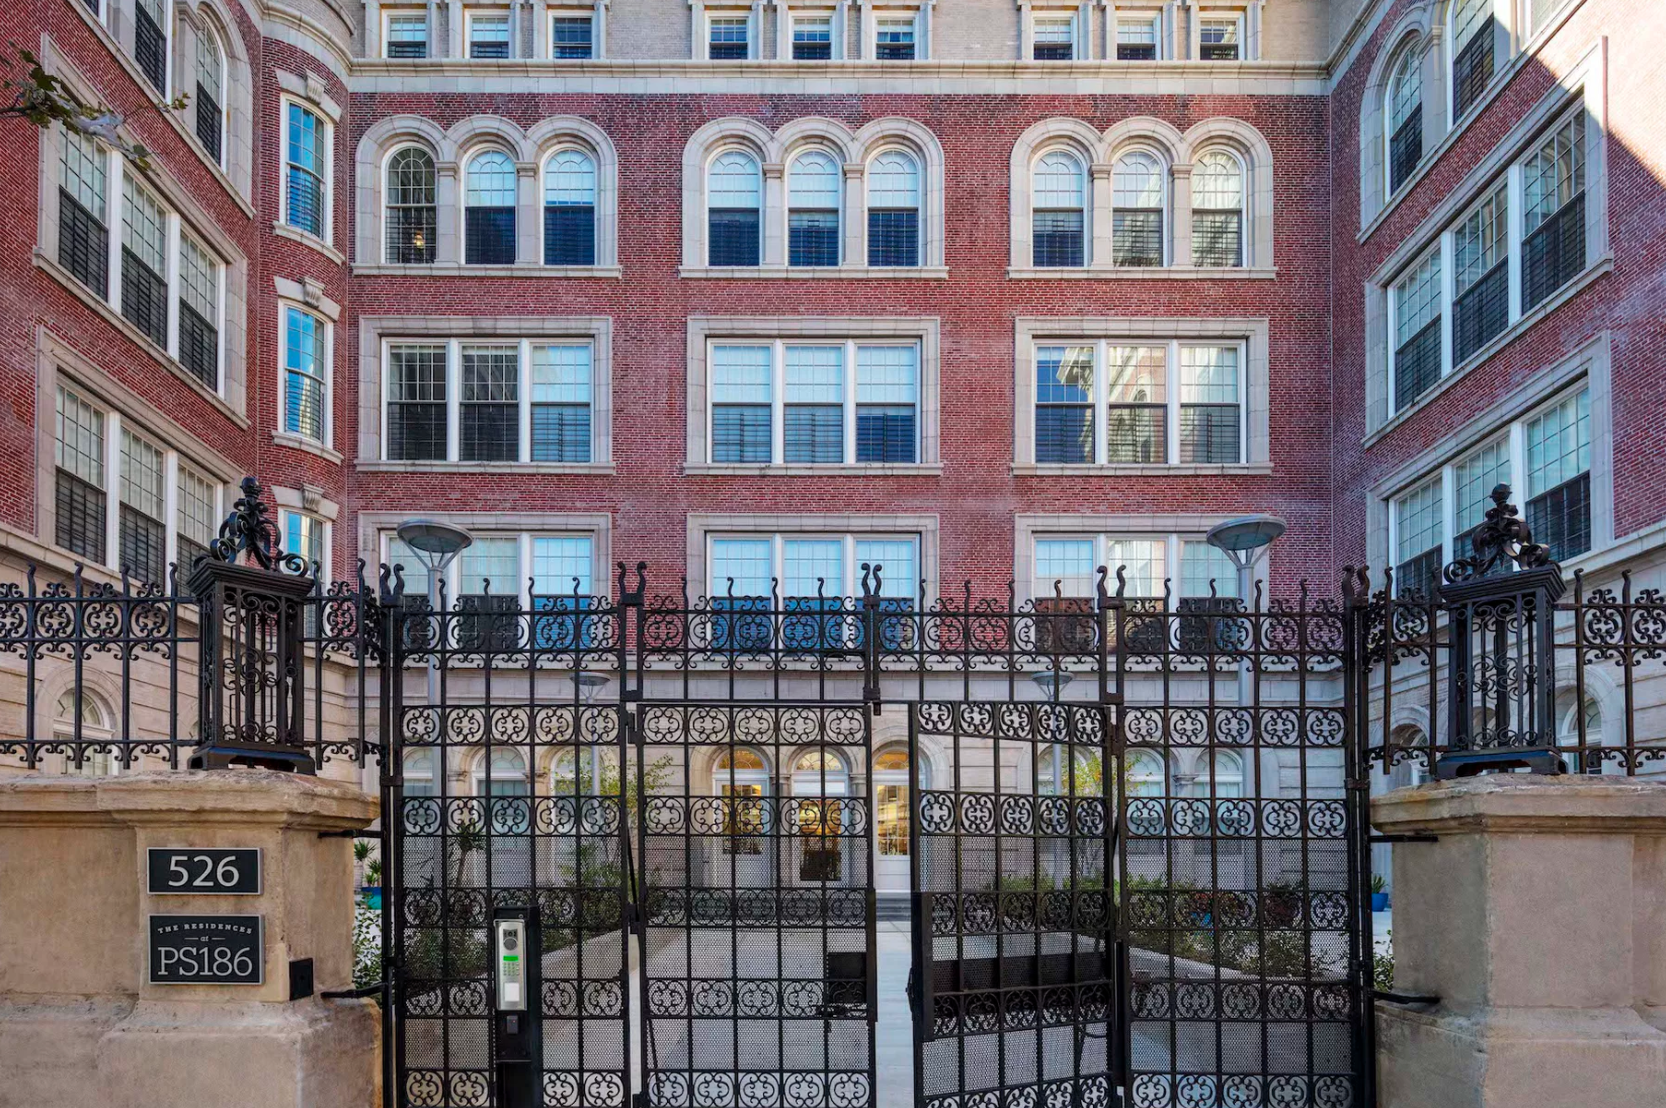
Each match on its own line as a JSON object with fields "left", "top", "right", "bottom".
{"left": 147, "top": 848, "right": 261, "bottom": 895}
{"left": 148, "top": 915, "right": 264, "bottom": 985}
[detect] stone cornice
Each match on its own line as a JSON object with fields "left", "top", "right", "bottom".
{"left": 1373, "top": 777, "right": 1666, "bottom": 837}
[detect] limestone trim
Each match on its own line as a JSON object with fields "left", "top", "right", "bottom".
{"left": 1009, "top": 115, "right": 1274, "bottom": 272}
{"left": 1372, "top": 775, "right": 1666, "bottom": 835}
{"left": 684, "top": 511, "right": 941, "bottom": 603}
{"left": 683, "top": 315, "right": 941, "bottom": 471}
{"left": 680, "top": 116, "right": 947, "bottom": 271}
{"left": 1011, "top": 316, "right": 1271, "bottom": 469}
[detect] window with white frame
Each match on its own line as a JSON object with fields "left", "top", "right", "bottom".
{"left": 283, "top": 305, "right": 328, "bottom": 444}
{"left": 134, "top": 0, "right": 168, "bottom": 92}
{"left": 543, "top": 147, "right": 597, "bottom": 266}
{"left": 708, "top": 13, "right": 750, "bottom": 59}
{"left": 465, "top": 149, "right": 517, "bottom": 264}
{"left": 58, "top": 130, "right": 108, "bottom": 297}
{"left": 707, "top": 340, "right": 920, "bottom": 465}
{"left": 1388, "top": 385, "right": 1593, "bottom": 595}
{"left": 386, "top": 146, "right": 438, "bottom": 263}
{"left": 385, "top": 11, "right": 429, "bottom": 57}
{"left": 468, "top": 10, "right": 512, "bottom": 57}
{"left": 195, "top": 28, "right": 227, "bottom": 164}
{"left": 52, "top": 383, "right": 223, "bottom": 577}
{"left": 867, "top": 149, "right": 920, "bottom": 267}
{"left": 1031, "top": 533, "right": 1242, "bottom": 651}
{"left": 1112, "top": 151, "right": 1165, "bottom": 266}
{"left": 1191, "top": 150, "right": 1243, "bottom": 267}
{"left": 384, "top": 339, "right": 597, "bottom": 464}
{"left": 1033, "top": 13, "right": 1077, "bottom": 60}
{"left": 1032, "top": 150, "right": 1086, "bottom": 267}
{"left": 707, "top": 532, "right": 919, "bottom": 650}
{"left": 284, "top": 102, "right": 328, "bottom": 240}
{"left": 178, "top": 234, "right": 220, "bottom": 390}
{"left": 788, "top": 150, "right": 841, "bottom": 267}
{"left": 283, "top": 509, "right": 326, "bottom": 573}
{"left": 1117, "top": 16, "right": 1159, "bottom": 60}
{"left": 1198, "top": 13, "right": 1241, "bottom": 60}
{"left": 1384, "top": 109, "right": 1592, "bottom": 416}
{"left": 121, "top": 176, "right": 168, "bottom": 348}
{"left": 552, "top": 13, "right": 594, "bottom": 57}
{"left": 1528, "top": 0, "right": 1570, "bottom": 37}
{"left": 874, "top": 15, "right": 917, "bottom": 60}
{"left": 793, "top": 15, "right": 833, "bottom": 59}
{"left": 1033, "top": 341, "right": 1244, "bottom": 466}
{"left": 707, "top": 149, "right": 762, "bottom": 266}
{"left": 1449, "top": 0, "right": 1495, "bottom": 120}
{"left": 1385, "top": 45, "right": 1424, "bottom": 195}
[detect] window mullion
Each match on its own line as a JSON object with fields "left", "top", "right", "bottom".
{"left": 1439, "top": 464, "right": 1457, "bottom": 569}
{"left": 845, "top": 340, "right": 857, "bottom": 465}
{"left": 1238, "top": 340, "right": 1248, "bottom": 463}
{"left": 1509, "top": 419, "right": 1528, "bottom": 502}
{"left": 519, "top": 532, "right": 533, "bottom": 610}
{"left": 164, "top": 213, "right": 181, "bottom": 358}
{"left": 1506, "top": 163, "right": 1524, "bottom": 322}
{"left": 519, "top": 339, "right": 532, "bottom": 463}
{"left": 108, "top": 154, "right": 125, "bottom": 316}
{"left": 772, "top": 340, "right": 785, "bottom": 465}
{"left": 104, "top": 410, "right": 122, "bottom": 572}
{"left": 162, "top": 450, "right": 179, "bottom": 576}
{"left": 446, "top": 338, "right": 461, "bottom": 463}
{"left": 772, "top": 535, "right": 785, "bottom": 598}
{"left": 1438, "top": 232, "right": 1455, "bottom": 379}
{"left": 1167, "top": 339, "right": 1181, "bottom": 465}
{"left": 1094, "top": 339, "right": 1107, "bottom": 466}
{"left": 844, "top": 535, "right": 856, "bottom": 602}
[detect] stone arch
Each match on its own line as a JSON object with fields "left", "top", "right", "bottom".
{"left": 1359, "top": 6, "right": 1438, "bottom": 224}
{"left": 1008, "top": 118, "right": 1103, "bottom": 269}
{"left": 354, "top": 115, "right": 448, "bottom": 264}
{"left": 1181, "top": 116, "right": 1276, "bottom": 267}
{"left": 529, "top": 116, "right": 621, "bottom": 268}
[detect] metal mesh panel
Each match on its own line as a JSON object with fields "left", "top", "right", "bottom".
{"left": 55, "top": 470, "right": 106, "bottom": 564}
{"left": 1179, "top": 406, "right": 1239, "bottom": 465}
{"left": 789, "top": 212, "right": 840, "bottom": 267}
{"left": 1451, "top": 16, "right": 1494, "bottom": 117}
{"left": 1112, "top": 211, "right": 1162, "bottom": 267}
{"left": 785, "top": 405, "right": 843, "bottom": 464}
{"left": 178, "top": 303, "right": 218, "bottom": 389}
{"left": 1036, "top": 406, "right": 1093, "bottom": 465}
{"left": 855, "top": 406, "right": 915, "bottom": 464}
{"left": 121, "top": 250, "right": 168, "bottom": 348}
{"left": 466, "top": 207, "right": 517, "bottom": 265}
{"left": 1389, "top": 105, "right": 1421, "bottom": 193}
{"left": 1453, "top": 262, "right": 1507, "bottom": 364}
{"left": 1394, "top": 318, "right": 1441, "bottom": 412}
{"left": 546, "top": 204, "right": 597, "bottom": 266}
{"left": 1527, "top": 472, "right": 1591, "bottom": 563}
{"left": 134, "top": 4, "right": 167, "bottom": 90}
{"left": 195, "top": 86, "right": 222, "bottom": 162}
{"left": 712, "top": 406, "right": 772, "bottom": 464}
{"left": 1191, "top": 213, "right": 1241, "bottom": 268}
{"left": 119, "top": 503, "right": 165, "bottom": 583}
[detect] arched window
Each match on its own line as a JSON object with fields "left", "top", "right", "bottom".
{"left": 1180, "top": 751, "right": 1243, "bottom": 798}
{"left": 1112, "top": 150, "right": 1165, "bottom": 266}
{"left": 465, "top": 149, "right": 517, "bottom": 265}
{"left": 472, "top": 747, "right": 530, "bottom": 796}
{"left": 1036, "top": 744, "right": 1104, "bottom": 796}
{"left": 1556, "top": 693, "right": 1605, "bottom": 775}
{"left": 1191, "top": 150, "right": 1243, "bottom": 267}
{"left": 1032, "top": 149, "right": 1086, "bottom": 267}
{"left": 708, "top": 149, "right": 762, "bottom": 266}
{"left": 788, "top": 150, "right": 842, "bottom": 267}
{"left": 1449, "top": 0, "right": 1496, "bottom": 119}
{"left": 1387, "top": 724, "right": 1429, "bottom": 789}
{"left": 866, "top": 149, "right": 920, "bottom": 267}
{"left": 195, "top": 28, "right": 227, "bottom": 165}
{"left": 54, "top": 689, "right": 118, "bottom": 776}
{"left": 1386, "top": 46, "right": 1424, "bottom": 193}
{"left": 793, "top": 749, "right": 848, "bottom": 879}
{"left": 544, "top": 147, "right": 597, "bottom": 266}
{"left": 386, "top": 147, "right": 437, "bottom": 264}
{"left": 403, "top": 748, "right": 439, "bottom": 796}
{"left": 1126, "top": 751, "right": 1166, "bottom": 796}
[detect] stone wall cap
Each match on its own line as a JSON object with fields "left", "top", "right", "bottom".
{"left": 1372, "top": 775, "right": 1666, "bottom": 835}
{"left": 0, "top": 771, "right": 376, "bottom": 830}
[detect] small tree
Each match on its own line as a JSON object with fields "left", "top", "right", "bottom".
{"left": 1, "top": 46, "right": 188, "bottom": 170}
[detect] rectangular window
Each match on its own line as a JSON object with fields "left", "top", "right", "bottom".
{"left": 1117, "top": 18, "right": 1158, "bottom": 60}
{"left": 121, "top": 177, "right": 169, "bottom": 348}
{"left": 456, "top": 536, "right": 518, "bottom": 648}
{"left": 386, "top": 13, "right": 429, "bottom": 57}
{"left": 784, "top": 346, "right": 844, "bottom": 464}
{"left": 1199, "top": 16, "right": 1240, "bottom": 60}
{"left": 1453, "top": 184, "right": 1509, "bottom": 363}
{"left": 178, "top": 235, "right": 219, "bottom": 390}
{"left": 1033, "top": 339, "right": 1244, "bottom": 467}
{"left": 551, "top": 15, "right": 593, "bottom": 58}
{"left": 283, "top": 510, "right": 325, "bottom": 574}
{"left": 1393, "top": 478, "right": 1443, "bottom": 598}
{"left": 387, "top": 344, "right": 448, "bottom": 461}
{"left": 177, "top": 465, "right": 216, "bottom": 569}
{"left": 793, "top": 16, "right": 832, "bottom": 60}
{"left": 285, "top": 103, "right": 327, "bottom": 238}
{"left": 59, "top": 131, "right": 109, "bottom": 297}
{"left": 460, "top": 345, "right": 519, "bottom": 462}
{"left": 469, "top": 11, "right": 511, "bottom": 58}
{"left": 709, "top": 15, "right": 749, "bottom": 59}
{"left": 1033, "top": 15, "right": 1075, "bottom": 60}
{"left": 788, "top": 212, "right": 839, "bottom": 267}
{"left": 1525, "top": 389, "right": 1591, "bottom": 562}
{"left": 708, "top": 208, "right": 760, "bottom": 266}
{"left": 55, "top": 386, "right": 107, "bottom": 564}
{"left": 707, "top": 532, "right": 920, "bottom": 649}
{"left": 1522, "top": 112, "right": 1586, "bottom": 312}
{"left": 284, "top": 307, "right": 327, "bottom": 442}
{"left": 531, "top": 534, "right": 596, "bottom": 647}
{"left": 1032, "top": 537, "right": 1096, "bottom": 651}
{"left": 1033, "top": 210, "right": 1085, "bottom": 268}
{"left": 856, "top": 345, "right": 918, "bottom": 463}
{"left": 119, "top": 429, "right": 166, "bottom": 585}
{"left": 710, "top": 344, "right": 773, "bottom": 463}
{"left": 875, "top": 17, "right": 916, "bottom": 59}
{"left": 134, "top": 0, "right": 167, "bottom": 91}
{"left": 531, "top": 344, "right": 592, "bottom": 462}
{"left": 1453, "top": 437, "right": 1509, "bottom": 562}
{"left": 1392, "top": 251, "right": 1442, "bottom": 411}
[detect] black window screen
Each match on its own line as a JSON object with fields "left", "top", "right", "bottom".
{"left": 1180, "top": 405, "right": 1240, "bottom": 464}
{"left": 195, "top": 87, "right": 222, "bottom": 163}
{"left": 134, "top": 5, "right": 166, "bottom": 91}
{"left": 1454, "top": 262, "right": 1508, "bottom": 364}
{"left": 59, "top": 190, "right": 108, "bottom": 298}
{"left": 388, "top": 347, "right": 447, "bottom": 461}
{"left": 1452, "top": 18, "right": 1495, "bottom": 118}
{"left": 461, "top": 348, "right": 519, "bottom": 462}
{"left": 1191, "top": 212, "right": 1240, "bottom": 267}
{"left": 544, "top": 204, "right": 595, "bottom": 266}
{"left": 120, "top": 504, "right": 165, "bottom": 584}
{"left": 1199, "top": 41, "right": 1238, "bottom": 60}
{"left": 789, "top": 211, "right": 839, "bottom": 266}
{"left": 1395, "top": 318, "right": 1441, "bottom": 411}
{"left": 121, "top": 252, "right": 168, "bottom": 348}
{"left": 709, "top": 209, "right": 760, "bottom": 266}
{"left": 387, "top": 37, "right": 427, "bottom": 58}
{"left": 56, "top": 470, "right": 106, "bottom": 564}
{"left": 867, "top": 209, "right": 918, "bottom": 267}
{"left": 856, "top": 405, "right": 915, "bottom": 463}
{"left": 466, "top": 207, "right": 516, "bottom": 264}
{"left": 1523, "top": 194, "right": 1585, "bottom": 311}
{"left": 1036, "top": 405, "right": 1093, "bottom": 464}
{"left": 1528, "top": 472, "right": 1591, "bottom": 563}
{"left": 1033, "top": 210, "right": 1084, "bottom": 267}
{"left": 784, "top": 405, "right": 842, "bottom": 463}
{"left": 1105, "top": 405, "right": 1166, "bottom": 463}
{"left": 712, "top": 405, "right": 771, "bottom": 463}
{"left": 1389, "top": 105, "right": 1422, "bottom": 193}
{"left": 1113, "top": 210, "right": 1162, "bottom": 266}
{"left": 531, "top": 404, "right": 591, "bottom": 463}
{"left": 178, "top": 303, "right": 218, "bottom": 390}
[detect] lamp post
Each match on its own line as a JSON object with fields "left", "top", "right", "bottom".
{"left": 1205, "top": 515, "right": 1286, "bottom": 709}
{"left": 573, "top": 671, "right": 610, "bottom": 795}
{"left": 1031, "top": 670, "right": 1075, "bottom": 794}
{"left": 395, "top": 519, "right": 474, "bottom": 771}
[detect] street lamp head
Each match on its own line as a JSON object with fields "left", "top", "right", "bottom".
{"left": 1030, "top": 670, "right": 1075, "bottom": 700}
{"left": 395, "top": 519, "right": 474, "bottom": 570}
{"left": 1206, "top": 515, "right": 1287, "bottom": 559}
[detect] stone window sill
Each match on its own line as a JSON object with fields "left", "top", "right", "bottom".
{"left": 353, "top": 263, "right": 623, "bottom": 278}
{"left": 685, "top": 463, "right": 943, "bottom": 476}
{"left": 272, "top": 431, "right": 343, "bottom": 465}
{"left": 679, "top": 266, "right": 948, "bottom": 279}
{"left": 1007, "top": 266, "right": 1277, "bottom": 280}
{"left": 1012, "top": 463, "right": 1274, "bottom": 477}
{"left": 356, "top": 460, "right": 615, "bottom": 474}
{"left": 32, "top": 252, "right": 250, "bottom": 430}
{"left": 273, "top": 222, "right": 345, "bottom": 265}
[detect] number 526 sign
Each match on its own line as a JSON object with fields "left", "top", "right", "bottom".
{"left": 147, "top": 848, "right": 261, "bottom": 895}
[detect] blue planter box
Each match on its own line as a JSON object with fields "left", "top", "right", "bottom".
{"left": 1370, "top": 892, "right": 1389, "bottom": 912}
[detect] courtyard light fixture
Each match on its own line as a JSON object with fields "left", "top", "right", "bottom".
{"left": 1206, "top": 515, "right": 1285, "bottom": 706}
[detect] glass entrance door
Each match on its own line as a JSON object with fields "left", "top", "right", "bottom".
{"left": 873, "top": 747, "right": 912, "bottom": 892}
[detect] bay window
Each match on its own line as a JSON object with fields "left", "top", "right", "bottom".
{"left": 283, "top": 306, "right": 328, "bottom": 443}
{"left": 708, "top": 340, "right": 920, "bottom": 465}
{"left": 284, "top": 103, "right": 327, "bottom": 239}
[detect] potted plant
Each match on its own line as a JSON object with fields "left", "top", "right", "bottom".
{"left": 1370, "top": 873, "right": 1389, "bottom": 912}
